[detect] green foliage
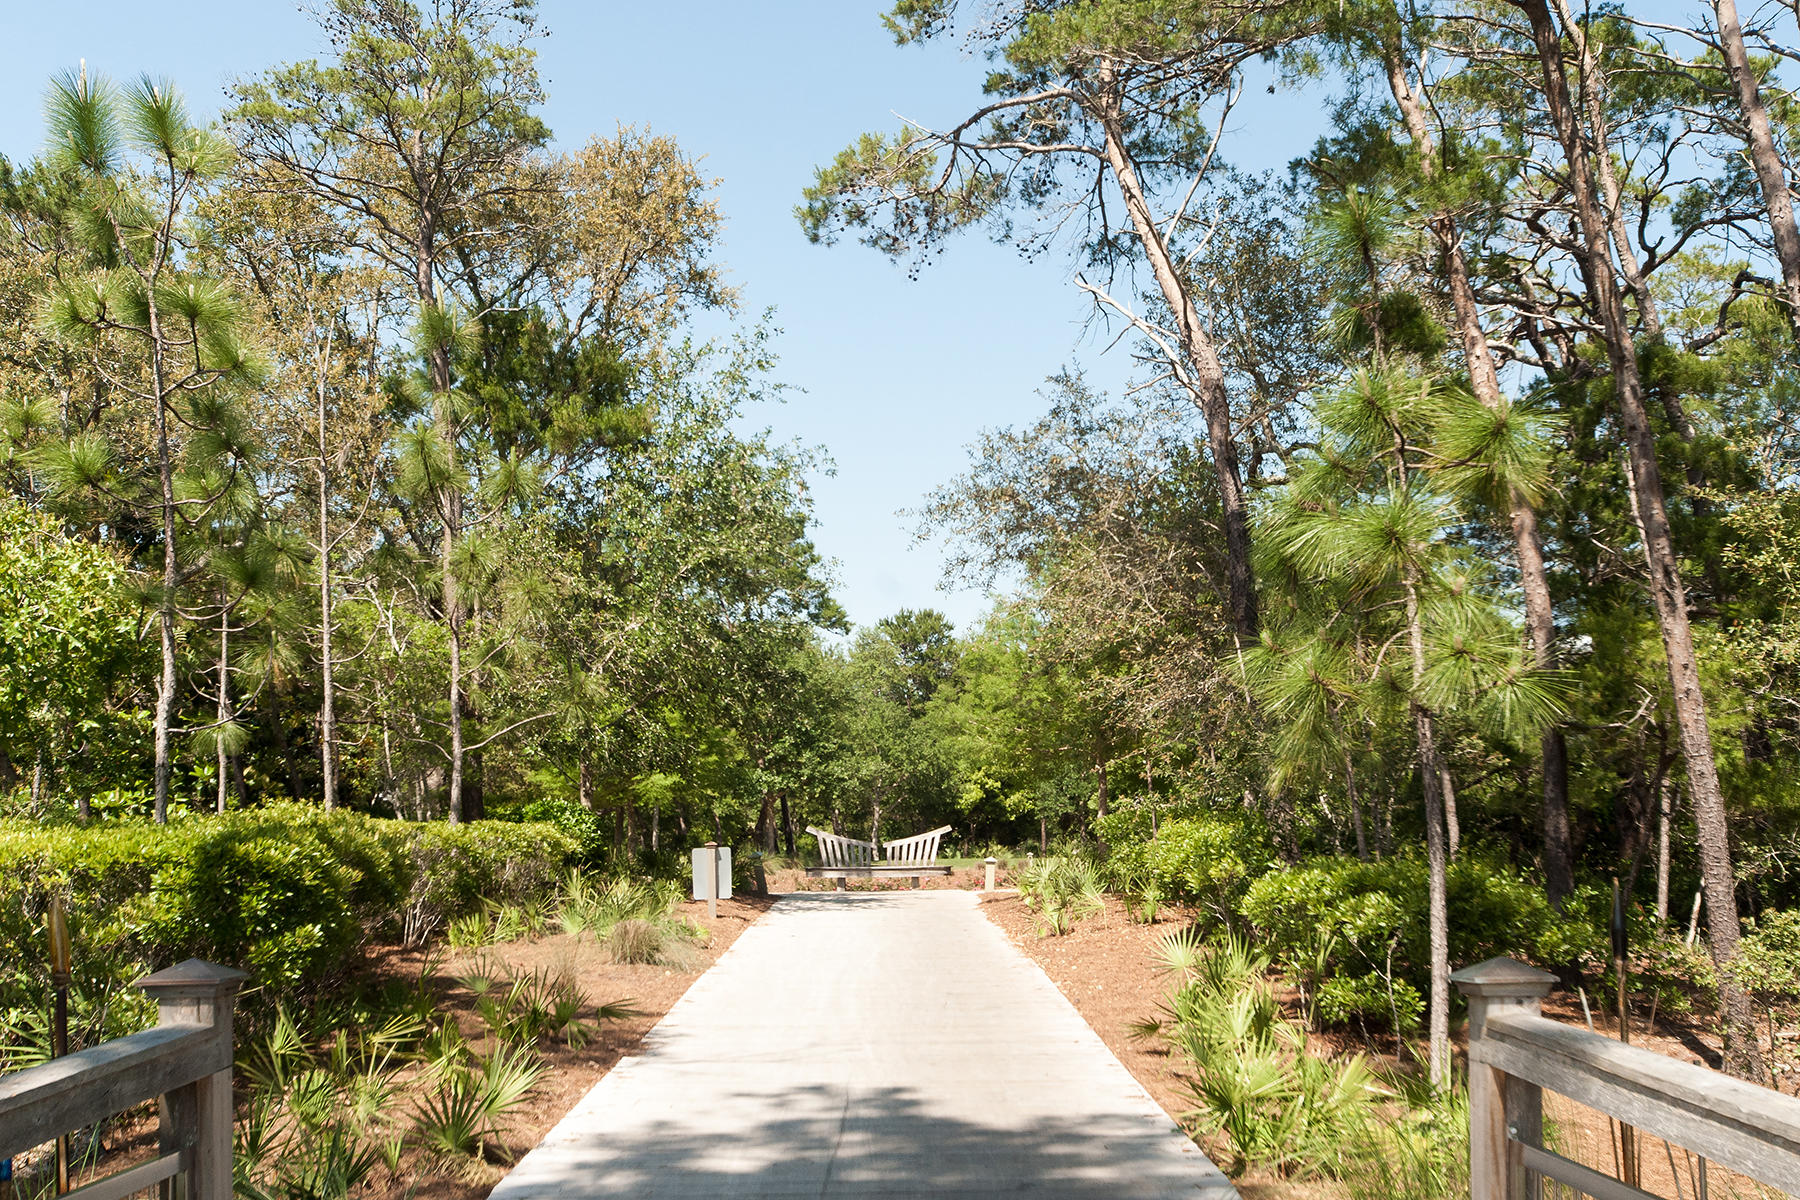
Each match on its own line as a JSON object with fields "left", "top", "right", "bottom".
{"left": 1340, "top": 1079, "right": 1470, "bottom": 1200}
{"left": 1238, "top": 856, "right": 1595, "bottom": 1026}
{"left": 455, "top": 957, "right": 630, "bottom": 1049}
{"left": 1141, "top": 931, "right": 1383, "bottom": 1179}
{"left": 141, "top": 826, "right": 363, "bottom": 992}
{"left": 555, "top": 868, "right": 700, "bottom": 966}
{"left": 236, "top": 1004, "right": 419, "bottom": 1199}
{"left": 0, "top": 498, "right": 151, "bottom": 800}
{"left": 1103, "top": 813, "right": 1270, "bottom": 922}
{"left": 412, "top": 1040, "right": 545, "bottom": 1164}
{"left": 1740, "top": 910, "right": 1800, "bottom": 999}
{"left": 1016, "top": 853, "right": 1105, "bottom": 936}
{"left": 0, "top": 806, "right": 577, "bottom": 1038}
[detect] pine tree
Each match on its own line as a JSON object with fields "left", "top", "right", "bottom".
{"left": 34, "top": 68, "right": 258, "bottom": 822}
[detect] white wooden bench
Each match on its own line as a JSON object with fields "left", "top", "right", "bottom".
{"left": 805, "top": 825, "right": 953, "bottom": 889}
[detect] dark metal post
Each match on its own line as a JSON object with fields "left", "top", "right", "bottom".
{"left": 1612, "top": 878, "right": 1638, "bottom": 1186}
{"left": 47, "top": 899, "right": 71, "bottom": 1195}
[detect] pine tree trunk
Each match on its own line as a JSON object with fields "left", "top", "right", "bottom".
{"left": 1343, "top": 746, "right": 1368, "bottom": 861}
{"left": 1715, "top": 0, "right": 1800, "bottom": 339}
{"left": 418, "top": 237, "right": 468, "bottom": 826}
{"left": 758, "top": 787, "right": 777, "bottom": 853}
{"left": 1517, "top": 0, "right": 1765, "bottom": 1078}
{"left": 1383, "top": 41, "right": 1574, "bottom": 904}
{"left": 1657, "top": 778, "right": 1674, "bottom": 921}
{"left": 1405, "top": 575, "right": 1453, "bottom": 1088}
{"left": 152, "top": 331, "right": 178, "bottom": 826}
{"left": 317, "top": 385, "right": 338, "bottom": 811}
{"left": 1439, "top": 764, "right": 1461, "bottom": 861}
{"left": 1093, "top": 82, "right": 1256, "bottom": 639}
{"left": 578, "top": 751, "right": 595, "bottom": 811}
{"left": 216, "top": 607, "right": 231, "bottom": 815}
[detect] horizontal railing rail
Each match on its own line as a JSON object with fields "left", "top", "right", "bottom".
{"left": 1454, "top": 956, "right": 1800, "bottom": 1199}
{"left": 0, "top": 958, "right": 245, "bottom": 1200}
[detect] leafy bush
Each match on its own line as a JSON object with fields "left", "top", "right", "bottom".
{"left": 1237, "top": 855, "right": 1595, "bottom": 1027}
{"left": 0, "top": 806, "right": 579, "bottom": 1028}
{"left": 1318, "top": 972, "right": 1425, "bottom": 1032}
{"left": 1102, "top": 810, "right": 1271, "bottom": 921}
{"left": 399, "top": 820, "right": 579, "bottom": 946}
{"left": 1741, "top": 909, "right": 1800, "bottom": 999}
{"left": 141, "top": 825, "right": 364, "bottom": 992}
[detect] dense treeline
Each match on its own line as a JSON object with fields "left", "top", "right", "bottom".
{"left": 0, "top": 2, "right": 838, "bottom": 839}
{"left": 13, "top": 0, "right": 1800, "bottom": 1100}
{"left": 799, "top": 0, "right": 1800, "bottom": 1083}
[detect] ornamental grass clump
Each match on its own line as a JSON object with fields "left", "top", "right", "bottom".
{"left": 557, "top": 869, "right": 701, "bottom": 966}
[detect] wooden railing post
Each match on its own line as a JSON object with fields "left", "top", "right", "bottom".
{"left": 1452, "top": 956, "right": 1556, "bottom": 1200}
{"left": 135, "top": 960, "right": 247, "bottom": 1200}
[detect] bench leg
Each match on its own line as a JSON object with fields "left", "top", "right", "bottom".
{"left": 913, "top": 875, "right": 921, "bottom": 889}
{"left": 836, "top": 877, "right": 846, "bottom": 892}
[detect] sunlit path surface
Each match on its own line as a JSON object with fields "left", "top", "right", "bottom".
{"left": 490, "top": 890, "right": 1237, "bottom": 1199}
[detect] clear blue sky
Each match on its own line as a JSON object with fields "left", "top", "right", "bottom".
{"left": 1, "top": 2, "right": 1331, "bottom": 634}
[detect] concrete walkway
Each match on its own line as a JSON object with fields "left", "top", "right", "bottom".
{"left": 490, "top": 890, "right": 1237, "bottom": 1199}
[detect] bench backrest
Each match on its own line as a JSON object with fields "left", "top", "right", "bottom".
{"left": 879, "top": 825, "right": 952, "bottom": 867}
{"left": 806, "top": 826, "right": 875, "bottom": 867}
{"left": 804, "top": 825, "right": 952, "bottom": 868}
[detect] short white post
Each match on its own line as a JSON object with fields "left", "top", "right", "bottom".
{"left": 984, "top": 857, "right": 998, "bottom": 892}
{"left": 137, "top": 959, "right": 248, "bottom": 1200}
{"left": 1451, "top": 956, "right": 1555, "bottom": 1200}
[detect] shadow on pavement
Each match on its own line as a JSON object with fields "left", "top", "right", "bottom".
{"left": 491, "top": 1080, "right": 1234, "bottom": 1199}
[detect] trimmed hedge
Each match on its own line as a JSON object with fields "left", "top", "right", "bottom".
{"left": 0, "top": 805, "right": 578, "bottom": 1034}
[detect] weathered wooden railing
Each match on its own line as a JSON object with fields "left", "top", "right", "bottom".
{"left": 0, "top": 959, "right": 246, "bottom": 1200}
{"left": 1455, "top": 956, "right": 1800, "bottom": 1199}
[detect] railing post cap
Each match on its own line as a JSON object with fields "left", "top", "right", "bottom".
{"left": 135, "top": 958, "right": 249, "bottom": 1001}
{"left": 985, "top": 856, "right": 998, "bottom": 863}
{"left": 1450, "top": 956, "right": 1556, "bottom": 998}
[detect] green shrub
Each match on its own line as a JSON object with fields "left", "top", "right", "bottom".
{"left": 1317, "top": 973, "right": 1424, "bottom": 1032}
{"left": 1103, "top": 811, "right": 1271, "bottom": 920}
{"left": 399, "top": 820, "right": 579, "bottom": 946}
{"left": 1237, "top": 855, "right": 1594, "bottom": 1027}
{"left": 1741, "top": 909, "right": 1800, "bottom": 999}
{"left": 0, "top": 806, "right": 579, "bottom": 1031}
{"left": 140, "top": 825, "right": 363, "bottom": 993}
